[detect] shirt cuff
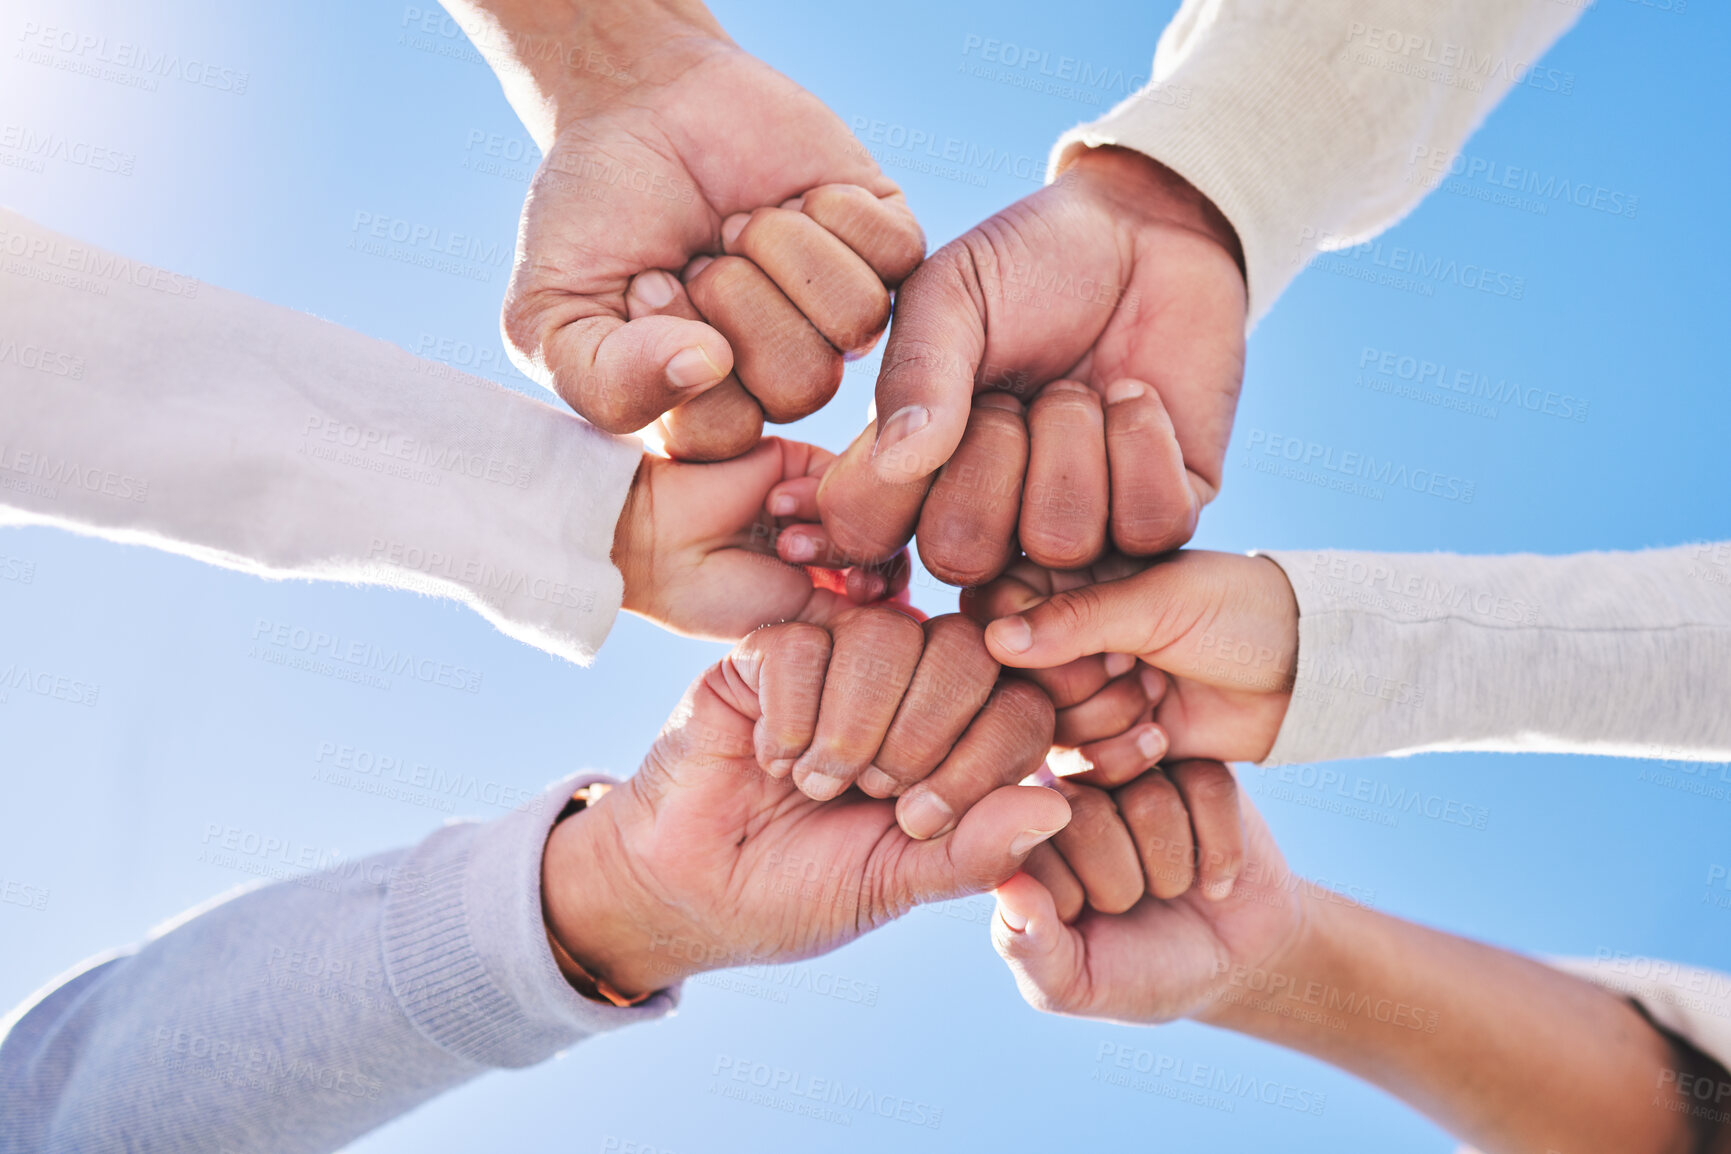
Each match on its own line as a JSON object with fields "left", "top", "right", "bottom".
{"left": 380, "top": 773, "right": 677, "bottom": 1068}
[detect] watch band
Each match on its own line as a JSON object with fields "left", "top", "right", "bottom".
{"left": 544, "top": 783, "right": 656, "bottom": 1009}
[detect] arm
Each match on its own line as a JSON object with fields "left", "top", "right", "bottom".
{"left": 1061, "top": 0, "right": 1585, "bottom": 325}
{"left": 1, "top": 608, "right": 1067, "bottom": 1152}
{"left": 971, "top": 546, "right": 1731, "bottom": 764}
{"left": 994, "top": 787, "right": 1731, "bottom": 1154}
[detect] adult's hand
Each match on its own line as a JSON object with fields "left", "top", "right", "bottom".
{"left": 444, "top": 0, "right": 923, "bottom": 459}
{"left": 994, "top": 780, "right": 1302, "bottom": 1025}
{"left": 969, "top": 551, "right": 1297, "bottom": 763}
{"left": 817, "top": 146, "right": 1245, "bottom": 578}
{"left": 540, "top": 612, "right": 1068, "bottom": 998}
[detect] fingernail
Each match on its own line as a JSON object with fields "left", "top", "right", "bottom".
{"left": 768, "top": 494, "right": 797, "bottom": 517}
{"left": 1009, "top": 827, "right": 1061, "bottom": 857}
{"left": 855, "top": 571, "right": 887, "bottom": 602}
{"left": 798, "top": 768, "right": 849, "bottom": 803}
{"left": 1103, "top": 652, "right": 1135, "bottom": 679}
{"left": 1106, "top": 379, "right": 1146, "bottom": 404}
{"left": 1136, "top": 725, "right": 1166, "bottom": 762}
{"left": 987, "top": 616, "right": 1033, "bottom": 655}
{"left": 666, "top": 346, "right": 726, "bottom": 390}
{"left": 1138, "top": 666, "right": 1164, "bottom": 699}
{"left": 1204, "top": 877, "right": 1236, "bottom": 902}
{"left": 783, "top": 534, "right": 815, "bottom": 563}
{"left": 721, "top": 212, "right": 751, "bottom": 248}
{"left": 858, "top": 767, "right": 899, "bottom": 797}
{"left": 898, "top": 788, "right": 955, "bottom": 840}
{"left": 780, "top": 195, "right": 806, "bottom": 212}
{"left": 683, "top": 254, "right": 714, "bottom": 281}
{"left": 870, "top": 404, "right": 930, "bottom": 461}
{"left": 628, "top": 269, "right": 678, "bottom": 309}
{"left": 765, "top": 758, "right": 795, "bottom": 779}
{"left": 996, "top": 895, "right": 1029, "bottom": 933}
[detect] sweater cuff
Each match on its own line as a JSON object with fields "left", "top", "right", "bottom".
{"left": 381, "top": 773, "right": 676, "bottom": 1068}
{"left": 1049, "top": 16, "right": 1365, "bottom": 328}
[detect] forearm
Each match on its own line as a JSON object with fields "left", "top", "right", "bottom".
{"left": 437, "top": 0, "right": 726, "bottom": 146}
{"left": 1260, "top": 546, "right": 1731, "bottom": 764}
{"left": 0, "top": 208, "right": 640, "bottom": 665}
{"left": 1053, "top": 0, "right": 1582, "bottom": 324}
{"left": 1205, "top": 892, "right": 1701, "bottom": 1154}
{"left": 0, "top": 776, "right": 671, "bottom": 1153}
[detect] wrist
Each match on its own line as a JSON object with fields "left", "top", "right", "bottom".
{"left": 610, "top": 452, "right": 651, "bottom": 617}
{"left": 1061, "top": 145, "right": 1246, "bottom": 279}
{"left": 1193, "top": 884, "right": 1347, "bottom": 1039}
{"left": 442, "top": 0, "right": 730, "bottom": 145}
{"left": 541, "top": 799, "right": 695, "bottom": 999}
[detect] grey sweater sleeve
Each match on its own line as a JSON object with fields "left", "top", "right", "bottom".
{"left": 0, "top": 775, "right": 675, "bottom": 1154}
{"left": 1259, "top": 545, "right": 1731, "bottom": 765}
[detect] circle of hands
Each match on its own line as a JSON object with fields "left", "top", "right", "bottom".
{"left": 521, "top": 20, "right": 1307, "bottom": 1020}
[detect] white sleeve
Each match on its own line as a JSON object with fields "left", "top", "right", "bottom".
{"left": 0, "top": 208, "right": 641, "bottom": 665}
{"left": 1049, "top": 0, "right": 1584, "bottom": 325}
{"left": 1258, "top": 546, "right": 1731, "bottom": 765}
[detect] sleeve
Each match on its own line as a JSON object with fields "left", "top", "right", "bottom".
{"left": 0, "top": 208, "right": 642, "bottom": 666}
{"left": 1257, "top": 545, "right": 1731, "bottom": 765}
{"left": 0, "top": 774, "right": 677, "bottom": 1154}
{"left": 1048, "top": 0, "right": 1584, "bottom": 325}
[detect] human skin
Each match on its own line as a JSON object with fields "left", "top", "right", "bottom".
{"left": 538, "top": 610, "right": 1067, "bottom": 997}
{"left": 442, "top": 0, "right": 924, "bottom": 459}
{"left": 995, "top": 788, "right": 1731, "bottom": 1154}
{"left": 814, "top": 146, "right": 1246, "bottom": 581}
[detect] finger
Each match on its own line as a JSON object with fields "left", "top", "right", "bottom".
{"left": 723, "top": 207, "right": 891, "bottom": 352}
{"left": 863, "top": 614, "right": 1000, "bottom": 798}
{"left": 846, "top": 242, "right": 986, "bottom": 498}
{"left": 1018, "top": 656, "right": 1113, "bottom": 710}
{"left": 800, "top": 184, "right": 925, "bottom": 286}
{"left": 1112, "top": 768, "right": 1198, "bottom": 900}
{"left": 767, "top": 478, "right": 823, "bottom": 522}
{"left": 792, "top": 607, "right": 927, "bottom": 801}
{"left": 814, "top": 418, "right": 933, "bottom": 565}
{"left": 916, "top": 392, "right": 1027, "bottom": 587}
{"left": 729, "top": 622, "right": 833, "bottom": 778}
{"left": 1048, "top": 778, "right": 1143, "bottom": 915}
{"left": 535, "top": 309, "right": 733, "bottom": 435}
{"left": 626, "top": 270, "right": 764, "bottom": 460}
{"left": 983, "top": 570, "right": 1170, "bottom": 669}
{"left": 992, "top": 871, "right": 1090, "bottom": 1015}
{"left": 1020, "top": 380, "right": 1110, "bottom": 571}
{"left": 896, "top": 677, "right": 1054, "bottom": 841}
{"left": 1166, "top": 759, "right": 1246, "bottom": 900}
{"left": 1103, "top": 378, "right": 1198, "bottom": 555}
{"left": 1052, "top": 672, "right": 1148, "bottom": 749}
{"left": 1066, "top": 722, "right": 1168, "bottom": 789}
{"left": 685, "top": 255, "right": 842, "bottom": 424}
{"left": 888, "top": 784, "right": 1071, "bottom": 908}
{"left": 1020, "top": 842, "right": 1086, "bottom": 924}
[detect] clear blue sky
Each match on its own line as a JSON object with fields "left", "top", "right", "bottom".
{"left": 2, "top": 1, "right": 1728, "bottom": 1151}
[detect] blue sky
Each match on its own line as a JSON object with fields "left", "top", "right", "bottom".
{"left": 1, "top": 1, "right": 1728, "bottom": 1151}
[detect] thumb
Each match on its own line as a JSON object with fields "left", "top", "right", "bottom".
{"left": 886, "top": 785, "right": 1070, "bottom": 909}
{"left": 814, "top": 245, "right": 986, "bottom": 564}
{"left": 991, "top": 872, "right": 1089, "bottom": 1013}
{"left": 983, "top": 567, "right": 1177, "bottom": 669}
{"left": 538, "top": 311, "right": 734, "bottom": 435}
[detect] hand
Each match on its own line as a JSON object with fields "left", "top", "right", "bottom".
{"left": 468, "top": 0, "right": 923, "bottom": 458}
{"left": 612, "top": 437, "right": 920, "bottom": 640}
{"left": 994, "top": 777, "right": 1306, "bottom": 1025}
{"left": 817, "top": 145, "right": 1246, "bottom": 577}
{"left": 540, "top": 611, "right": 1068, "bottom": 997}
{"left": 968, "top": 551, "right": 1298, "bottom": 763}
